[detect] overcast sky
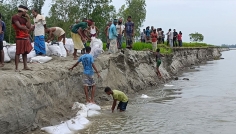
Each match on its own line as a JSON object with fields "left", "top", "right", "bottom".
{"left": 42, "top": 0, "right": 236, "bottom": 45}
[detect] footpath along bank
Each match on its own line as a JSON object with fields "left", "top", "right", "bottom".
{"left": 0, "top": 47, "right": 229, "bottom": 133}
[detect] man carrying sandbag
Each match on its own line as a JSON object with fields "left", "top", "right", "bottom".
{"left": 104, "top": 87, "right": 128, "bottom": 112}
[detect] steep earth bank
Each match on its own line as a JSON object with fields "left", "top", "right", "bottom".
{"left": 0, "top": 47, "right": 229, "bottom": 134}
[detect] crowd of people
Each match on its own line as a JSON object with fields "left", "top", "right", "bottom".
{"left": 140, "top": 26, "right": 183, "bottom": 50}
{"left": 0, "top": 5, "right": 174, "bottom": 112}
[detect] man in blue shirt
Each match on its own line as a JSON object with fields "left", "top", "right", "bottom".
{"left": 0, "top": 13, "right": 5, "bottom": 67}
{"left": 125, "top": 16, "right": 134, "bottom": 49}
{"left": 108, "top": 19, "right": 118, "bottom": 53}
{"left": 69, "top": 46, "right": 100, "bottom": 103}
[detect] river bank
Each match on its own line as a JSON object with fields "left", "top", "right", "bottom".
{"left": 0, "top": 47, "right": 228, "bottom": 134}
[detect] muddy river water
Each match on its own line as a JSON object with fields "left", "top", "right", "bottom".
{"left": 79, "top": 50, "right": 236, "bottom": 134}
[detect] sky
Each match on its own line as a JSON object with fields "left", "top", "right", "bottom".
{"left": 42, "top": 0, "right": 236, "bottom": 45}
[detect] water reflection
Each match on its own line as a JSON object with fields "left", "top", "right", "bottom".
{"left": 79, "top": 51, "right": 236, "bottom": 134}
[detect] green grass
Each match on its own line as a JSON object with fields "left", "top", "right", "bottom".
{"left": 182, "top": 42, "right": 214, "bottom": 47}
{"left": 87, "top": 41, "right": 215, "bottom": 55}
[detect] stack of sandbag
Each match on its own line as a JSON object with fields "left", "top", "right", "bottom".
{"left": 41, "top": 102, "right": 101, "bottom": 134}
{"left": 90, "top": 37, "right": 104, "bottom": 59}
{"left": 3, "top": 41, "right": 11, "bottom": 62}
{"left": 47, "top": 42, "right": 67, "bottom": 57}
{"left": 65, "top": 38, "right": 74, "bottom": 54}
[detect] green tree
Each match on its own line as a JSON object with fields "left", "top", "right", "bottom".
{"left": 118, "top": 0, "right": 146, "bottom": 37}
{"left": 30, "top": 0, "right": 45, "bottom": 14}
{"left": 47, "top": 0, "right": 116, "bottom": 42}
{"left": 189, "top": 32, "right": 204, "bottom": 42}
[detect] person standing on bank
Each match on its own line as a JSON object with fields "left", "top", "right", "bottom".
{"left": 104, "top": 87, "right": 129, "bottom": 112}
{"left": 104, "top": 21, "right": 112, "bottom": 50}
{"left": 125, "top": 16, "right": 134, "bottom": 49}
{"left": 167, "top": 29, "right": 173, "bottom": 47}
{"left": 89, "top": 22, "right": 99, "bottom": 38}
{"left": 108, "top": 19, "right": 118, "bottom": 53}
{"left": 173, "top": 29, "right": 178, "bottom": 47}
{"left": 178, "top": 31, "right": 182, "bottom": 47}
{"left": 32, "top": 8, "right": 46, "bottom": 55}
{"left": 12, "top": 5, "right": 33, "bottom": 72}
{"left": 151, "top": 29, "right": 158, "bottom": 52}
{"left": 0, "top": 13, "right": 5, "bottom": 67}
{"left": 116, "top": 18, "right": 125, "bottom": 49}
{"left": 69, "top": 46, "right": 100, "bottom": 104}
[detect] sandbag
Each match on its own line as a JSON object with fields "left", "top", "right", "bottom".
{"left": 87, "top": 110, "right": 100, "bottom": 117}
{"left": 45, "top": 43, "right": 52, "bottom": 56}
{"left": 7, "top": 45, "right": 16, "bottom": 60}
{"left": 65, "top": 38, "right": 74, "bottom": 54}
{"left": 86, "top": 103, "right": 101, "bottom": 111}
{"left": 31, "top": 56, "right": 52, "bottom": 63}
{"left": 66, "top": 116, "right": 89, "bottom": 132}
{"left": 58, "top": 42, "right": 67, "bottom": 57}
{"left": 90, "top": 37, "right": 103, "bottom": 59}
{"left": 3, "top": 47, "right": 11, "bottom": 62}
{"left": 3, "top": 41, "right": 7, "bottom": 47}
{"left": 26, "top": 50, "right": 36, "bottom": 62}
{"left": 48, "top": 43, "right": 62, "bottom": 56}
{"left": 41, "top": 123, "right": 73, "bottom": 134}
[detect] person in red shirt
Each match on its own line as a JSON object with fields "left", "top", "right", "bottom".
{"left": 151, "top": 29, "right": 158, "bottom": 52}
{"left": 177, "top": 31, "right": 182, "bottom": 47}
{"left": 12, "top": 5, "right": 33, "bottom": 72}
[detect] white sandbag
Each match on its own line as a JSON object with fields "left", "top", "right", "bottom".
{"left": 45, "top": 43, "right": 52, "bottom": 56}
{"left": 7, "top": 45, "right": 16, "bottom": 60}
{"left": 66, "top": 116, "right": 89, "bottom": 132}
{"left": 87, "top": 110, "right": 100, "bottom": 117}
{"left": 3, "top": 47, "right": 11, "bottom": 62}
{"left": 72, "top": 102, "right": 88, "bottom": 117}
{"left": 41, "top": 123, "right": 73, "bottom": 134}
{"left": 141, "top": 94, "right": 150, "bottom": 98}
{"left": 31, "top": 56, "right": 52, "bottom": 63}
{"left": 3, "top": 41, "right": 7, "bottom": 47}
{"left": 48, "top": 43, "right": 62, "bottom": 56}
{"left": 58, "top": 42, "right": 67, "bottom": 57}
{"left": 164, "top": 84, "right": 174, "bottom": 87}
{"left": 90, "top": 37, "right": 103, "bottom": 59}
{"left": 86, "top": 103, "right": 101, "bottom": 111}
{"left": 65, "top": 38, "right": 74, "bottom": 54}
{"left": 76, "top": 115, "right": 89, "bottom": 125}
{"left": 26, "top": 50, "right": 36, "bottom": 62}
{"left": 31, "top": 42, "right": 34, "bottom": 48}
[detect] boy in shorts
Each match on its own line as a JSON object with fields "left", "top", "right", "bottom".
{"left": 104, "top": 87, "right": 128, "bottom": 112}
{"left": 155, "top": 48, "right": 164, "bottom": 78}
{"left": 69, "top": 46, "right": 100, "bottom": 103}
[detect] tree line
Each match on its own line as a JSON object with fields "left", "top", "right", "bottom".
{"left": 0, "top": 0, "right": 146, "bottom": 43}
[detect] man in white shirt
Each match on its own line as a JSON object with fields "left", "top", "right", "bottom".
{"left": 32, "top": 8, "right": 46, "bottom": 55}
{"left": 168, "top": 29, "right": 173, "bottom": 47}
{"left": 116, "top": 18, "right": 125, "bottom": 49}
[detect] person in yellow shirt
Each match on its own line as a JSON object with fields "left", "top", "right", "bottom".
{"left": 104, "top": 87, "right": 128, "bottom": 112}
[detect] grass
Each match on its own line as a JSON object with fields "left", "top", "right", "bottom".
{"left": 86, "top": 41, "right": 215, "bottom": 55}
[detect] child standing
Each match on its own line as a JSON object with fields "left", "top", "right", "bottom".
{"left": 155, "top": 48, "right": 164, "bottom": 78}
{"left": 151, "top": 29, "right": 158, "bottom": 52}
{"left": 178, "top": 31, "right": 182, "bottom": 47}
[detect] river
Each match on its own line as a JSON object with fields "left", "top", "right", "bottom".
{"left": 79, "top": 50, "right": 235, "bottom": 134}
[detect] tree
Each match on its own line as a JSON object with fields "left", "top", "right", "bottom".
{"left": 189, "top": 32, "right": 204, "bottom": 42}
{"left": 30, "top": 0, "right": 45, "bottom": 14}
{"left": 47, "top": 0, "right": 116, "bottom": 42}
{"left": 118, "top": 0, "right": 146, "bottom": 37}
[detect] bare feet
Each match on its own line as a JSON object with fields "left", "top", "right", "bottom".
{"left": 0, "top": 64, "right": 4, "bottom": 67}
{"left": 23, "top": 67, "right": 33, "bottom": 71}
{"left": 15, "top": 69, "right": 21, "bottom": 72}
